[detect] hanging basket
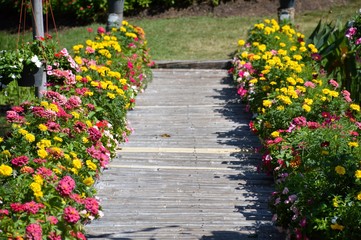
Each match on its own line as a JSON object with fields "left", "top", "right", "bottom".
{"left": 19, "top": 66, "right": 44, "bottom": 87}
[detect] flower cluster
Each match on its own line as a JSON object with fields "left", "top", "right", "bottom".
{"left": 0, "top": 20, "right": 152, "bottom": 239}
{"left": 231, "top": 19, "right": 361, "bottom": 239}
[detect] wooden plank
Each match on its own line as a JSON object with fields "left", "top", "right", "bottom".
{"left": 85, "top": 69, "right": 284, "bottom": 240}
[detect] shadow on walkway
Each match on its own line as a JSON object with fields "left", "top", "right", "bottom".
{"left": 211, "top": 74, "right": 285, "bottom": 240}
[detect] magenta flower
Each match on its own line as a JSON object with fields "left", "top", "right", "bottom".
{"left": 24, "top": 201, "right": 45, "bottom": 214}
{"left": 26, "top": 223, "right": 43, "bottom": 240}
{"left": 11, "top": 155, "right": 29, "bottom": 167}
{"left": 57, "top": 176, "right": 76, "bottom": 196}
{"left": 97, "top": 26, "right": 106, "bottom": 34}
{"left": 84, "top": 197, "right": 100, "bottom": 215}
{"left": 63, "top": 206, "right": 80, "bottom": 223}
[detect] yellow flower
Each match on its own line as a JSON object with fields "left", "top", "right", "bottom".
{"left": 38, "top": 124, "right": 48, "bottom": 131}
{"left": 37, "top": 149, "right": 48, "bottom": 159}
{"left": 293, "top": 55, "right": 303, "bottom": 61}
{"left": 71, "top": 111, "right": 80, "bottom": 119}
{"left": 0, "top": 164, "right": 13, "bottom": 176}
{"left": 86, "top": 160, "right": 98, "bottom": 171}
{"left": 83, "top": 177, "right": 95, "bottom": 186}
{"left": 304, "top": 98, "right": 313, "bottom": 105}
{"left": 48, "top": 103, "right": 59, "bottom": 112}
{"left": 270, "top": 131, "right": 280, "bottom": 138}
{"left": 0, "top": 137, "right": 3, "bottom": 143}
{"left": 258, "top": 44, "right": 266, "bottom": 52}
{"left": 276, "top": 105, "right": 285, "bottom": 111}
{"left": 82, "top": 137, "right": 89, "bottom": 143}
{"left": 263, "top": 100, "right": 273, "bottom": 108}
{"left": 302, "top": 104, "right": 311, "bottom": 112}
{"left": 37, "top": 139, "right": 51, "bottom": 149}
{"left": 350, "top": 104, "right": 360, "bottom": 112}
{"left": 18, "top": 128, "right": 29, "bottom": 135}
{"left": 355, "top": 170, "right": 361, "bottom": 179}
{"left": 279, "top": 42, "right": 286, "bottom": 47}
{"left": 107, "top": 92, "right": 116, "bottom": 99}
{"left": 357, "top": 192, "right": 361, "bottom": 200}
{"left": 53, "top": 168, "right": 62, "bottom": 175}
{"left": 73, "top": 159, "right": 83, "bottom": 169}
{"left": 331, "top": 223, "right": 344, "bottom": 231}
{"left": 238, "top": 39, "right": 245, "bottom": 46}
{"left": 2, "top": 150, "right": 11, "bottom": 157}
{"left": 348, "top": 142, "right": 359, "bottom": 148}
{"left": 335, "top": 165, "right": 346, "bottom": 175}
{"left": 33, "top": 174, "right": 44, "bottom": 185}
{"left": 329, "top": 91, "right": 339, "bottom": 98}
{"left": 53, "top": 136, "right": 63, "bottom": 142}
{"left": 25, "top": 133, "right": 35, "bottom": 143}
{"left": 333, "top": 196, "right": 339, "bottom": 207}
{"left": 85, "top": 120, "right": 92, "bottom": 127}
{"left": 30, "top": 182, "right": 42, "bottom": 193}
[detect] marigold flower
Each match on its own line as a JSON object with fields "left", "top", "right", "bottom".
{"left": 348, "top": 141, "right": 359, "bottom": 148}
{"left": 38, "top": 124, "right": 48, "bottom": 131}
{"left": 83, "top": 176, "right": 95, "bottom": 186}
{"left": 263, "top": 99, "right": 273, "bottom": 108}
{"left": 355, "top": 170, "right": 361, "bottom": 179}
{"left": 335, "top": 165, "right": 346, "bottom": 175}
{"left": 350, "top": 103, "right": 360, "bottom": 112}
{"left": 24, "top": 133, "right": 35, "bottom": 143}
{"left": 331, "top": 223, "right": 344, "bottom": 231}
{"left": 0, "top": 164, "right": 13, "bottom": 176}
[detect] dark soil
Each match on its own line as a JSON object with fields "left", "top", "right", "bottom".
{"left": 129, "top": 0, "right": 351, "bottom": 19}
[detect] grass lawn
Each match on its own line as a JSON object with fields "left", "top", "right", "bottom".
{"left": 0, "top": 1, "right": 359, "bottom": 61}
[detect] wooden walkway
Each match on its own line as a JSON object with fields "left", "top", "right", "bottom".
{"left": 85, "top": 69, "right": 284, "bottom": 240}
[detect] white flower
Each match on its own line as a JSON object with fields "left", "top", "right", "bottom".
{"left": 31, "top": 55, "right": 42, "bottom": 68}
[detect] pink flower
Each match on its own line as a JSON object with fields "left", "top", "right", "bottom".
{"left": 0, "top": 209, "right": 9, "bottom": 215}
{"left": 346, "top": 27, "right": 357, "bottom": 39}
{"left": 63, "top": 206, "right": 80, "bottom": 223}
{"left": 84, "top": 197, "right": 99, "bottom": 215}
{"left": 356, "top": 38, "right": 361, "bottom": 45}
{"left": 65, "top": 96, "right": 81, "bottom": 108}
{"left": 87, "top": 27, "right": 93, "bottom": 33}
{"left": 299, "top": 217, "right": 307, "bottom": 227}
{"left": 26, "top": 223, "right": 43, "bottom": 240}
{"left": 88, "top": 127, "right": 102, "bottom": 142}
{"left": 97, "top": 26, "right": 106, "bottom": 34}
{"left": 48, "top": 232, "right": 62, "bottom": 240}
{"left": 6, "top": 110, "right": 24, "bottom": 123}
{"left": 48, "top": 216, "right": 59, "bottom": 225}
{"left": 328, "top": 79, "right": 339, "bottom": 88}
{"left": 11, "top": 155, "right": 29, "bottom": 167}
{"left": 292, "top": 116, "right": 307, "bottom": 126}
{"left": 24, "top": 201, "right": 44, "bottom": 214}
{"left": 237, "top": 87, "right": 248, "bottom": 97}
{"left": 57, "top": 176, "right": 76, "bottom": 196}
{"left": 304, "top": 81, "right": 315, "bottom": 88}
{"left": 86, "top": 46, "right": 95, "bottom": 54}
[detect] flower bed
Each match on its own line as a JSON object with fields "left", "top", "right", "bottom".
{"left": 231, "top": 19, "right": 361, "bottom": 239}
{"left": 0, "top": 21, "right": 153, "bottom": 239}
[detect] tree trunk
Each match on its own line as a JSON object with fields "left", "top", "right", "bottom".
{"left": 106, "top": 0, "right": 125, "bottom": 31}
{"left": 278, "top": 0, "right": 295, "bottom": 24}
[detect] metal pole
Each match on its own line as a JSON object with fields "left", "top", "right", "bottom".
{"left": 278, "top": 0, "right": 295, "bottom": 23}
{"left": 106, "top": 0, "right": 125, "bottom": 32}
{"left": 32, "top": 0, "right": 47, "bottom": 98}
